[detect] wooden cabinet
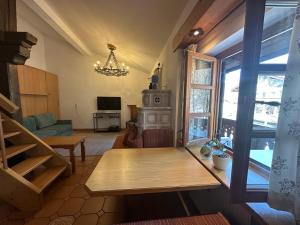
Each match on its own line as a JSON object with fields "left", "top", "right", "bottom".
{"left": 17, "top": 65, "right": 60, "bottom": 119}
{"left": 46, "top": 73, "right": 60, "bottom": 119}
{"left": 18, "top": 66, "right": 47, "bottom": 95}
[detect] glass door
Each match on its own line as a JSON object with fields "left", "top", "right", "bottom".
{"left": 183, "top": 51, "right": 218, "bottom": 146}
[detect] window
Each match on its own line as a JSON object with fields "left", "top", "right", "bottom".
{"left": 183, "top": 52, "right": 218, "bottom": 146}
{"left": 219, "top": 64, "right": 285, "bottom": 169}
{"left": 218, "top": 4, "right": 296, "bottom": 172}
{"left": 224, "top": 0, "right": 300, "bottom": 203}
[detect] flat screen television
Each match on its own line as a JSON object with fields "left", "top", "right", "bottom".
{"left": 97, "top": 97, "right": 121, "bottom": 110}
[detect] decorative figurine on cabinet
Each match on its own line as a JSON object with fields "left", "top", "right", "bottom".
{"left": 149, "top": 63, "right": 161, "bottom": 89}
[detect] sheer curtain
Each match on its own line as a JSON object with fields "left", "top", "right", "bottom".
{"left": 268, "top": 3, "right": 300, "bottom": 224}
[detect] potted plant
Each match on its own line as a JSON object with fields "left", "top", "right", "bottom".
{"left": 200, "top": 138, "right": 230, "bottom": 170}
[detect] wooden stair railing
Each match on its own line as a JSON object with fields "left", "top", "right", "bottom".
{"left": 0, "top": 93, "right": 19, "bottom": 115}
{"left": 0, "top": 93, "right": 19, "bottom": 169}
{"left": 0, "top": 113, "right": 8, "bottom": 169}
{"left": 0, "top": 93, "right": 71, "bottom": 211}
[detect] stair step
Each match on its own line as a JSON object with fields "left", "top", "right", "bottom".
{"left": 3, "top": 131, "right": 21, "bottom": 139}
{"left": 32, "top": 166, "right": 66, "bottom": 191}
{"left": 3, "top": 144, "right": 37, "bottom": 160}
{"left": 11, "top": 155, "right": 52, "bottom": 176}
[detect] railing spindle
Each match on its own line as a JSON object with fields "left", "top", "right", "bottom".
{"left": 0, "top": 113, "right": 8, "bottom": 169}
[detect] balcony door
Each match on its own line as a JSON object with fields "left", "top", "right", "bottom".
{"left": 183, "top": 51, "right": 218, "bottom": 146}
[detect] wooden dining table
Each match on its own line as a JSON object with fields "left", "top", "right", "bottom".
{"left": 85, "top": 147, "right": 221, "bottom": 196}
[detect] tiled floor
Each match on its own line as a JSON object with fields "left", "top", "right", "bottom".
{"left": 0, "top": 156, "right": 125, "bottom": 225}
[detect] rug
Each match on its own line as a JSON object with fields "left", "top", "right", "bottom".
{"left": 53, "top": 132, "right": 119, "bottom": 156}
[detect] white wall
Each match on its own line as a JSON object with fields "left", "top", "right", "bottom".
{"left": 17, "top": 1, "right": 149, "bottom": 129}
{"left": 16, "top": 0, "right": 198, "bottom": 132}
{"left": 154, "top": 0, "right": 198, "bottom": 144}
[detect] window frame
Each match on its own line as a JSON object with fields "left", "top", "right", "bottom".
{"left": 183, "top": 51, "right": 219, "bottom": 146}
{"left": 217, "top": 63, "right": 287, "bottom": 169}
{"left": 228, "top": 0, "right": 297, "bottom": 203}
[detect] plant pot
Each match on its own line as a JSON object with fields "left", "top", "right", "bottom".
{"left": 212, "top": 152, "right": 229, "bottom": 170}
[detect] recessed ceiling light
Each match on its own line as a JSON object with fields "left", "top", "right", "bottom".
{"left": 193, "top": 30, "right": 200, "bottom": 36}
{"left": 190, "top": 28, "right": 203, "bottom": 37}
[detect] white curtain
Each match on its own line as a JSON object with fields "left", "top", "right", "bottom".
{"left": 268, "top": 3, "right": 300, "bottom": 224}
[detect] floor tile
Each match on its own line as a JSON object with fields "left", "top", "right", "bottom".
{"left": 103, "top": 196, "right": 124, "bottom": 213}
{"left": 0, "top": 219, "right": 24, "bottom": 225}
{"left": 8, "top": 210, "right": 34, "bottom": 221}
{"left": 0, "top": 202, "right": 15, "bottom": 221}
{"left": 48, "top": 185, "right": 76, "bottom": 200}
{"left": 58, "top": 198, "right": 85, "bottom": 216}
{"left": 49, "top": 216, "right": 74, "bottom": 225}
{"left": 81, "top": 197, "right": 105, "bottom": 214}
{"left": 34, "top": 200, "right": 64, "bottom": 218}
{"left": 61, "top": 174, "right": 82, "bottom": 186}
{"left": 74, "top": 214, "right": 98, "bottom": 225}
{"left": 97, "top": 210, "right": 105, "bottom": 217}
{"left": 98, "top": 213, "right": 123, "bottom": 225}
{"left": 70, "top": 185, "right": 89, "bottom": 198}
{"left": 24, "top": 218, "right": 49, "bottom": 225}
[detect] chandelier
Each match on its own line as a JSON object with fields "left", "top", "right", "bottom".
{"left": 93, "top": 44, "right": 129, "bottom": 76}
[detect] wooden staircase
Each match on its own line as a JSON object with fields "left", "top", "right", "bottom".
{"left": 0, "top": 93, "right": 71, "bottom": 212}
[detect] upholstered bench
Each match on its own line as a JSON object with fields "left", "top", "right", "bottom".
{"left": 116, "top": 213, "right": 230, "bottom": 225}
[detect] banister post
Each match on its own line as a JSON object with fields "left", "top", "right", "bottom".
{"left": 0, "top": 113, "right": 8, "bottom": 169}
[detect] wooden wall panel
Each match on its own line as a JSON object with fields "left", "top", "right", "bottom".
{"left": 20, "top": 95, "right": 48, "bottom": 117}
{"left": 17, "top": 66, "right": 60, "bottom": 119}
{"left": 46, "top": 72, "right": 60, "bottom": 119}
{"left": 17, "top": 65, "right": 47, "bottom": 95}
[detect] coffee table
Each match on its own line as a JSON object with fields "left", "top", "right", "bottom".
{"left": 42, "top": 135, "right": 86, "bottom": 172}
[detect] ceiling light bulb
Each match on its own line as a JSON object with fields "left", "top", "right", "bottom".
{"left": 94, "top": 64, "right": 97, "bottom": 67}
{"left": 193, "top": 30, "right": 200, "bottom": 36}
{"left": 97, "top": 61, "right": 100, "bottom": 64}
{"left": 122, "top": 63, "right": 125, "bottom": 67}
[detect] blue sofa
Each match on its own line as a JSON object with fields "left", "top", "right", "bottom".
{"left": 23, "top": 112, "right": 73, "bottom": 138}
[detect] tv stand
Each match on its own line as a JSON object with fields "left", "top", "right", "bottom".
{"left": 93, "top": 112, "right": 121, "bottom": 132}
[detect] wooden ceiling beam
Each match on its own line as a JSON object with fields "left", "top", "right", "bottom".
{"left": 173, "top": 0, "right": 244, "bottom": 51}
{"left": 21, "top": 0, "right": 92, "bottom": 55}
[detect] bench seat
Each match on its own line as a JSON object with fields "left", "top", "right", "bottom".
{"left": 117, "top": 213, "right": 230, "bottom": 225}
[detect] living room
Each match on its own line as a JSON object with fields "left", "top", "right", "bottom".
{"left": 1, "top": 0, "right": 300, "bottom": 225}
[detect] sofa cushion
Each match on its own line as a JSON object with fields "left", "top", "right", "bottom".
{"left": 43, "top": 124, "right": 72, "bottom": 134}
{"left": 35, "top": 113, "right": 57, "bottom": 129}
{"left": 33, "top": 129, "right": 58, "bottom": 138}
{"left": 23, "top": 116, "right": 37, "bottom": 132}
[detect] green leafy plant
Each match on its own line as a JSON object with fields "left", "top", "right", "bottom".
{"left": 200, "top": 138, "right": 226, "bottom": 156}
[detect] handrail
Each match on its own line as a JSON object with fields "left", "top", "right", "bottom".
{"left": 0, "top": 93, "right": 19, "bottom": 114}
{"left": 0, "top": 113, "right": 8, "bottom": 169}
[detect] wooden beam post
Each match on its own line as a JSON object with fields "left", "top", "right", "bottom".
{"left": 0, "top": 0, "right": 20, "bottom": 120}
{"left": 230, "top": 0, "right": 266, "bottom": 203}
{"left": 0, "top": 0, "right": 37, "bottom": 121}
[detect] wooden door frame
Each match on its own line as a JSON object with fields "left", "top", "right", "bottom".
{"left": 183, "top": 51, "right": 219, "bottom": 146}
